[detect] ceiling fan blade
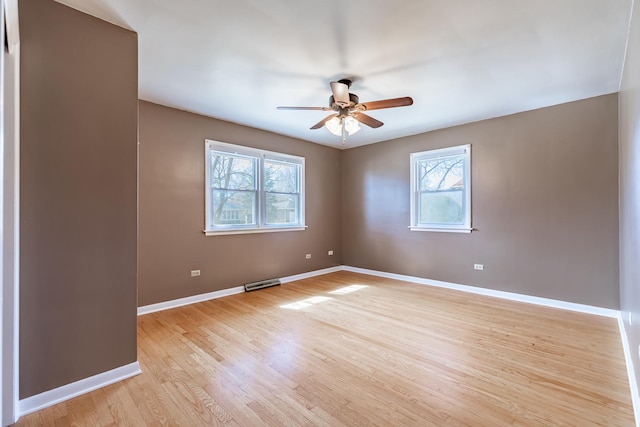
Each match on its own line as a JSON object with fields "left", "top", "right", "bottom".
{"left": 330, "top": 81, "right": 350, "bottom": 106}
{"left": 353, "top": 113, "right": 384, "bottom": 128}
{"left": 361, "top": 97, "right": 413, "bottom": 111}
{"left": 277, "top": 106, "right": 333, "bottom": 111}
{"left": 310, "top": 114, "right": 337, "bottom": 130}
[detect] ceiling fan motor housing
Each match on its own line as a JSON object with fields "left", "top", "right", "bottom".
{"left": 330, "top": 93, "right": 359, "bottom": 109}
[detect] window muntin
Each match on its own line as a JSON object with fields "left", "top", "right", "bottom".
{"left": 205, "top": 141, "right": 305, "bottom": 234}
{"left": 410, "top": 144, "right": 471, "bottom": 232}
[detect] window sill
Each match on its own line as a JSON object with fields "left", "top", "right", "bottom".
{"left": 204, "top": 226, "right": 307, "bottom": 236}
{"left": 409, "top": 226, "right": 473, "bottom": 233}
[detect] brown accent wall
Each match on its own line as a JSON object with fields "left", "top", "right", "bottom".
{"left": 619, "top": 0, "right": 640, "bottom": 398}
{"left": 19, "top": 0, "right": 138, "bottom": 398}
{"left": 138, "top": 101, "right": 342, "bottom": 306}
{"left": 342, "top": 94, "right": 619, "bottom": 308}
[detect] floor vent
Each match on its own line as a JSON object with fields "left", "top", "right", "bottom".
{"left": 244, "top": 278, "right": 281, "bottom": 292}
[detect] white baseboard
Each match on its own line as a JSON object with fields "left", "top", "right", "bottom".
{"left": 138, "top": 286, "right": 244, "bottom": 315}
{"left": 342, "top": 266, "right": 619, "bottom": 318}
{"left": 18, "top": 361, "right": 141, "bottom": 418}
{"left": 138, "top": 266, "right": 343, "bottom": 316}
{"left": 618, "top": 315, "right": 640, "bottom": 427}
{"left": 139, "top": 265, "right": 619, "bottom": 318}
{"left": 280, "top": 266, "right": 343, "bottom": 284}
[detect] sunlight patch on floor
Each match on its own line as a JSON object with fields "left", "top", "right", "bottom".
{"left": 328, "top": 284, "right": 369, "bottom": 295}
{"left": 280, "top": 296, "right": 332, "bottom": 310}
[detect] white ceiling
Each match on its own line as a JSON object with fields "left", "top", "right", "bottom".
{"left": 55, "top": 0, "right": 632, "bottom": 149}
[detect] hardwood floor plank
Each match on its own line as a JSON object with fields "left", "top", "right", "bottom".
{"left": 65, "top": 393, "right": 100, "bottom": 427}
{"left": 15, "top": 271, "right": 635, "bottom": 426}
{"left": 88, "top": 389, "right": 117, "bottom": 426}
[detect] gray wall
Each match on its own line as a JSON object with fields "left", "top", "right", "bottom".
{"left": 619, "top": 0, "right": 640, "bottom": 401}
{"left": 19, "top": 0, "right": 138, "bottom": 398}
{"left": 342, "top": 94, "right": 619, "bottom": 309}
{"left": 138, "top": 101, "right": 342, "bottom": 306}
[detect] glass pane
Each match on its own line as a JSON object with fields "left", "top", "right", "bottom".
{"left": 212, "top": 190, "right": 256, "bottom": 225}
{"left": 210, "top": 152, "right": 256, "bottom": 190}
{"left": 264, "top": 160, "right": 299, "bottom": 193}
{"left": 418, "top": 156, "right": 464, "bottom": 192}
{"left": 265, "top": 193, "right": 299, "bottom": 225}
{"left": 419, "top": 190, "right": 463, "bottom": 224}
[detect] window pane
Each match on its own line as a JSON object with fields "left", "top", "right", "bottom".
{"left": 212, "top": 190, "right": 256, "bottom": 225}
{"left": 265, "top": 193, "right": 299, "bottom": 225}
{"left": 419, "top": 190, "right": 463, "bottom": 224}
{"left": 210, "top": 152, "right": 256, "bottom": 190}
{"left": 264, "top": 160, "right": 299, "bottom": 193}
{"left": 418, "top": 156, "right": 464, "bottom": 192}
{"left": 417, "top": 154, "right": 465, "bottom": 225}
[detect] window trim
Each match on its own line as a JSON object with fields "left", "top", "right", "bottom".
{"left": 204, "top": 140, "right": 306, "bottom": 236}
{"left": 409, "top": 144, "right": 472, "bottom": 233}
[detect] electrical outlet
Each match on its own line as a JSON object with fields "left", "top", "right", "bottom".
{"left": 474, "top": 264, "right": 484, "bottom": 271}
{"left": 190, "top": 270, "right": 201, "bottom": 277}
{"left": 328, "top": 250, "right": 334, "bottom": 256}
{"left": 305, "top": 254, "right": 311, "bottom": 259}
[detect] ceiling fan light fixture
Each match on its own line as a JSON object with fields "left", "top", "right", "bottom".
{"left": 344, "top": 116, "right": 361, "bottom": 135}
{"left": 325, "top": 116, "right": 343, "bottom": 136}
{"left": 277, "top": 80, "right": 413, "bottom": 144}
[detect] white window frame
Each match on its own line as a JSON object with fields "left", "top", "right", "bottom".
{"left": 410, "top": 144, "right": 472, "bottom": 233}
{"left": 204, "top": 140, "right": 306, "bottom": 236}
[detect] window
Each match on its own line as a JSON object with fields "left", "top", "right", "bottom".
{"left": 410, "top": 144, "right": 471, "bottom": 232}
{"left": 205, "top": 140, "right": 305, "bottom": 235}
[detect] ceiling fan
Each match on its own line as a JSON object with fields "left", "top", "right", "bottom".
{"left": 277, "top": 79, "right": 413, "bottom": 144}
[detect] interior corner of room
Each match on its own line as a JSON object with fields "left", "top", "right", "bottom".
{"left": 3, "top": 0, "right": 640, "bottom": 425}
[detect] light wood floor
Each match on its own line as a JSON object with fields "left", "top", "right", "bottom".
{"left": 16, "top": 271, "right": 634, "bottom": 426}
